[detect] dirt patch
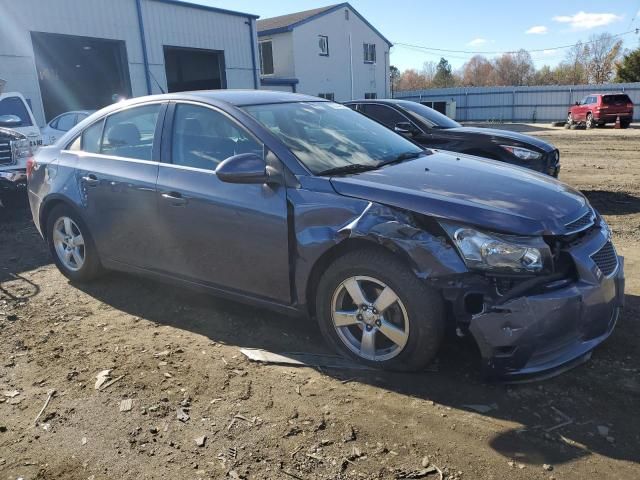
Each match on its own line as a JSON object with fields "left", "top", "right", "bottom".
{"left": 1, "top": 126, "right": 639, "bottom": 479}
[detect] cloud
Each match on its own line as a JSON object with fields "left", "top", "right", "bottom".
{"left": 526, "top": 25, "right": 548, "bottom": 34}
{"left": 552, "top": 11, "right": 623, "bottom": 29}
{"left": 467, "top": 38, "right": 488, "bottom": 46}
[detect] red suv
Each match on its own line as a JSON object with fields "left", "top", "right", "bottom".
{"left": 567, "top": 93, "right": 634, "bottom": 128}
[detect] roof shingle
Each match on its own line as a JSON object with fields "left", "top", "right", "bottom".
{"left": 257, "top": 4, "right": 340, "bottom": 33}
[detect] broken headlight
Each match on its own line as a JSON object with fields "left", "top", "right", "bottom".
{"left": 441, "top": 222, "right": 548, "bottom": 273}
{"left": 11, "top": 138, "right": 31, "bottom": 160}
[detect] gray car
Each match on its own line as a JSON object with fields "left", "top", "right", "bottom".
{"left": 27, "top": 91, "right": 624, "bottom": 380}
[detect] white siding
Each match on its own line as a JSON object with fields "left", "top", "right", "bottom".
{"left": 0, "top": 0, "right": 257, "bottom": 126}
{"left": 140, "top": 0, "right": 257, "bottom": 93}
{"left": 0, "top": 0, "right": 142, "bottom": 125}
{"left": 290, "top": 6, "right": 389, "bottom": 101}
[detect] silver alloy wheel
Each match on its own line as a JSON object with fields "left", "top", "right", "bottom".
{"left": 52, "top": 216, "right": 85, "bottom": 272}
{"left": 331, "top": 276, "right": 410, "bottom": 361}
{"left": 567, "top": 113, "right": 573, "bottom": 125}
{"left": 586, "top": 113, "right": 594, "bottom": 128}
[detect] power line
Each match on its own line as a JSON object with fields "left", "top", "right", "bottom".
{"left": 392, "top": 29, "right": 638, "bottom": 57}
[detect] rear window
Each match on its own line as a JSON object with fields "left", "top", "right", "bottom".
{"left": 0, "top": 96, "right": 33, "bottom": 127}
{"left": 602, "top": 94, "right": 632, "bottom": 105}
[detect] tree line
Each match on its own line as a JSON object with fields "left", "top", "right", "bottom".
{"left": 391, "top": 33, "right": 640, "bottom": 92}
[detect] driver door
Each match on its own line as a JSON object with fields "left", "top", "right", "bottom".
{"left": 155, "top": 102, "right": 291, "bottom": 303}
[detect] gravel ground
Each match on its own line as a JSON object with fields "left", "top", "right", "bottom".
{"left": 0, "top": 124, "right": 639, "bottom": 480}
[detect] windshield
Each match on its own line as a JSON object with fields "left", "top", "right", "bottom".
{"left": 398, "top": 102, "right": 460, "bottom": 129}
{"left": 242, "top": 102, "right": 423, "bottom": 174}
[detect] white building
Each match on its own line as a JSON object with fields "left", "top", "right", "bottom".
{"left": 0, "top": 0, "right": 260, "bottom": 126}
{"left": 257, "top": 3, "right": 392, "bottom": 101}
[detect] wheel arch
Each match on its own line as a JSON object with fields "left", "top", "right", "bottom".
{"left": 39, "top": 195, "right": 85, "bottom": 239}
{"left": 304, "top": 238, "right": 418, "bottom": 318}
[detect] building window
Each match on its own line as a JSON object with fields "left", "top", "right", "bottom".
{"left": 364, "top": 93, "right": 377, "bottom": 99}
{"left": 318, "top": 35, "right": 329, "bottom": 56}
{"left": 318, "top": 93, "right": 335, "bottom": 101}
{"left": 259, "top": 41, "right": 274, "bottom": 75}
{"left": 364, "top": 43, "right": 376, "bottom": 63}
{"left": 344, "top": 9, "right": 349, "bottom": 20}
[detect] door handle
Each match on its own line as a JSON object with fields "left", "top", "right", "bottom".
{"left": 81, "top": 173, "right": 99, "bottom": 185}
{"left": 161, "top": 191, "right": 187, "bottom": 206}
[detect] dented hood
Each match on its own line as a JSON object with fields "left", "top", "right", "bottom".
{"left": 329, "top": 152, "right": 588, "bottom": 236}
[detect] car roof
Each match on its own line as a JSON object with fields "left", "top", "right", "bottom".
{"left": 101, "top": 90, "right": 327, "bottom": 113}
{"left": 344, "top": 99, "right": 418, "bottom": 107}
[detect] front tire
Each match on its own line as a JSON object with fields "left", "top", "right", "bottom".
{"left": 316, "top": 249, "right": 444, "bottom": 371}
{"left": 565, "top": 113, "right": 574, "bottom": 128}
{"left": 46, "top": 204, "right": 103, "bottom": 282}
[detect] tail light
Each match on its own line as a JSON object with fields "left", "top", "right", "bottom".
{"left": 26, "top": 156, "right": 36, "bottom": 180}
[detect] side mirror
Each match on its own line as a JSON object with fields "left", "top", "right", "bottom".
{"left": 216, "top": 153, "right": 274, "bottom": 184}
{"left": 0, "top": 115, "right": 21, "bottom": 128}
{"left": 575, "top": 101, "right": 580, "bottom": 106}
{"left": 394, "top": 122, "right": 416, "bottom": 136}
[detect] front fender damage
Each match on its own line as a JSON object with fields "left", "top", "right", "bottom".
{"left": 339, "top": 203, "right": 467, "bottom": 279}
{"left": 292, "top": 195, "right": 467, "bottom": 308}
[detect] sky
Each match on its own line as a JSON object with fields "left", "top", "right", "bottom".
{"left": 197, "top": 0, "right": 640, "bottom": 71}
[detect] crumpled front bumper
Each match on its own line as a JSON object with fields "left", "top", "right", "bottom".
{"left": 0, "top": 169, "right": 27, "bottom": 192}
{"left": 469, "top": 226, "right": 624, "bottom": 381}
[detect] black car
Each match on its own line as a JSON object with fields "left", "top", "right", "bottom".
{"left": 28, "top": 91, "right": 622, "bottom": 380}
{"left": 345, "top": 99, "right": 560, "bottom": 177}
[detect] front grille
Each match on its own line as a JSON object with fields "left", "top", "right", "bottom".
{"left": 0, "top": 140, "right": 12, "bottom": 165}
{"left": 565, "top": 209, "right": 594, "bottom": 233}
{"left": 591, "top": 241, "right": 618, "bottom": 276}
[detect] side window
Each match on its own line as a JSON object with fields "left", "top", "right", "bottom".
{"left": 363, "top": 43, "right": 376, "bottom": 63}
{"left": 361, "top": 104, "right": 406, "bottom": 128}
{"left": 318, "top": 35, "right": 329, "bottom": 56}
{"left": 579, "top": 96, "right": 589, "bottom": 105}
{"left": 81, "top": 119, "right": 104, "bottom": 153}
{"left": 0, "top": 96, "right": 33, "bottom": 127}
{"left": 101, "top": 104, "right": 161, "bottom": 160}
{"left": 171, "top": 103, "right": 262, "bottom": 171}
{"left": 259, "top": 41, "right": 274, "bottom": 75}
{"left": 56, "top": 114, "right": 77, "bottom": 132}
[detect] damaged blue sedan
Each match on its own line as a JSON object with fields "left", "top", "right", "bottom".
{"left": 27, "top": 91, "right": 624, "bottom": 380}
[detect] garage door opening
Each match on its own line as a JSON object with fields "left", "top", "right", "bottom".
{"left": 31, "top": 32, "right": 131, "bottom": 122}
{"left": 164, "top": 46, "right": 226, "bottom": 93}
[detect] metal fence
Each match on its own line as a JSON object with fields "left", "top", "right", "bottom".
{"left": 394, "top": 83, "right": 640, "bottom": 122}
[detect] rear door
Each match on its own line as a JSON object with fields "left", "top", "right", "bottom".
{"left": 70, "top": 102, "right": 166, "bottom": 268}
{"left": 155, "top": 101, "right": 290, "bottom": 302}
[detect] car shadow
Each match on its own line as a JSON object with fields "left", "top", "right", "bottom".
{"left": 75, "top": 271, "right": 640, "bottom": 468}
{"left": 0, "top": 205, "right": 49, "bottom": 296}
{"left": 581, "top": 190, "right": 640, "bottom": 215}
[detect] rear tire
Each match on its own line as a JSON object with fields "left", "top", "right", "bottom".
{"left": 46, "top": 204, "right": 103, "bottom": 282}
{"left": 586, "top": 113, "right": 595, "bottom": 129}
{"left": 315, "top": 248, "right": 444, "bottom": 371}
{"left": 621, "top": 120, "right": 630, "bottom": 129}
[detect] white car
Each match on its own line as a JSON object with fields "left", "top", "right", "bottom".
{"left": 0, "top": 91, "right": 42, "bottom": 149}
{"left": 41, "top": 110, "right": 93, "bottom": 146}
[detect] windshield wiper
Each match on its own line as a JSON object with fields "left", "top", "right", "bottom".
{"left": 376, "top": 150, "right": 426, "bottom": 168}
{"left": 316, "top": 163, "right": 378, "bottom": 176}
